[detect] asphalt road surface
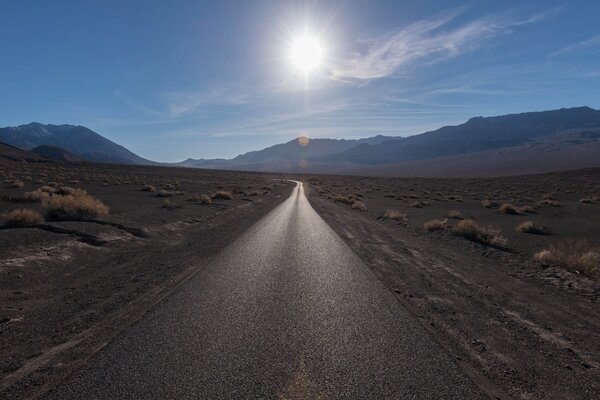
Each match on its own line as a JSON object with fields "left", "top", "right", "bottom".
{"left": 46, "top": 181, "right": 484, "bottom": 399}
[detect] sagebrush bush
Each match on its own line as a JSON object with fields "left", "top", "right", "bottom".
{"left": 2, "top": 208, "right": 44, "bottom": 227}
{"left": 139, "top": 184, "right": 156, "bottom": 192}
{"left": 156, "top": 189, "right": 174, "bottom": 197}
{"left": 383, "top": 209, "right": 407, "bottom": 220}
{"left": 534, "top": 239, "right": 600, "bottom": 280}
{"left": 454, "top": 219, "right": 507, "bottom": 247}
{"left": 499, "top": 203, "right": 521, "bottom": 215}
{"left": 481, "top": 199, "right": 498, "bottom": 209}
{"left": 351, "top": 200, "right": 367, "bottom": 210}
{"left": 190, "top": 194, "right": 212, "bottom": 204}
{"left": 43, "top": 189, "right": 109, "bottom": 220}
{"left": 516, "top": 221, "right": 546, "bottom": 234}
{"left": 4, "top": 179, "right": 24, "bottom": 189}
{"left": 160, "top": 199, "right": 179, "bottom": 209}
{"left": 447, "top": 210, "right": 463, "bottom": 219}
{"left": 212, "top": 191, "right": 233, "bottom": 200}
{"left": 424, "top": 219, "right": 447, "bottom": 231}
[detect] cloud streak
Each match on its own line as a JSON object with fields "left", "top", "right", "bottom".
{"left": 330, "top": 9, "right": 549, "bottom": 82}
{"left": 549, "top": 35, "right": 600, "bottom": 57}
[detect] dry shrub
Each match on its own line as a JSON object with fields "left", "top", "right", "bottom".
{"left": 424, "top": 218, "right": 447, "bottom": 231}
{"left": 538, "top": 199, "right": 561, "bottom": 207}
{"left": 156, "top": 189, "right": 174, "bottom": 197}
{"left": 579, "top": 198, "right": 595, "bottom": 204}
{"left": 212, "top": 191, "right": 233, "bottom": 200}
{"left": 516, "top": 221, "right": 546, "bottom": 234}
{"left": 500, "top": 203, "right": 521, "bottom": 215}
{"left": 44, "top": 189, "right": 109, "bottom": 220}
{"left": 383, "top": 209, "right": 407, "bottom": 220}
{"left": 139, "top": 184, "right": 156, "bottom": 192}
{"left": 163, "top": 183, "right": 177, "bottom": 190}
{"left": 190, "top": 194, "right": 212, "bottom": 204}
{"left": 351, "top": 200, "right": 367, "bottom": 210}
{"left": 447, "top": 210, "right": 463, "bottom": 219}
{"left": 24, "top": 189, "right": 50, "bottom": 202}
{"left": 160, "top": 199, "right": 179, "bottom": 209}
{"left": 534, "top": 239, "right": 600, "bottom": 280}
{"left": 519, "top": 205, "right": 537, "bottom": 214}
{"left": 332, "top": 194, "right": 353, "bottom": 205}
{"left": 454, "top": 219, "right": 507, "bottom": 247}
{"left": 4, "top": 179, "right": 24, "bottom": 189}
{"left": 56, "top": 186, "right": 77, "bottom": 195}
{"left": 2, "top": 208, "right": 44, "bottom": 227}
{"left": 481, "top": 199, "right": 498, "bottom": 209}
{"left": 409, "top": 201, "right": 428, "bottom": 208}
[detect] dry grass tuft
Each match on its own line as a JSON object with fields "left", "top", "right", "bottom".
{"left": 424, "top": 218, "right": 447, "bottom": 231}
{"left": 43, "top": 189, "right": 109, "bottom": 220}
{"left": 2, "top": 208, "right": 44, "bottom": 227}
{"left": 447, "top": 210, "right": 463, "bottom": 219}
{"left": 499, "top": 203, "right": 521, "bottom": 215}
{"left": 190, "top": 194, "right": 212, "bottom": 204}
{"left": 212, "top": 191, "right": 233, "bottom": 200}
{"left": 383, "top": 209, "right": 407, "bottom": 220}
{"left": 516, "top": 221, "right": 547, "bottom": 235}
{"left": 454, "top": 219, "right": 507, "bottom": 247}
{"left": 481, "top": 199, "right": 498, "bottom": 208}
{"left": 156, "top": 189, "right": 174, "bottom": 197}
{"left": 534, "top": 239, "right": 600, "bottom": 280}
{"left": 538, "top": 199, "right": 561, "bottom": 207}
{"left": 4, "top": 179, "right": 24, "bottom": 189}
{"left": 351, "top": 200, "right": 367, "bottom": 210}
{"left": 579, "top": 198, "right": 595, "bottom": 204}
{"left": 160, "top": 199, "right": 179, "bottom": 209}
{"left": 139, "top": 184, "right": 156, "bottom": 192}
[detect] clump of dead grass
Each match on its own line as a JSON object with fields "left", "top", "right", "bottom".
{"left": 538, "top": 199, "right": 561, "bottom": 207}
{"left": 139, "top": 184, "right": 156, "bottom": 192}
{"left": 481, "top": 199, "right": 498, "bottom": 209}
{"left": 160, "top": 199, "right": 179, "bottom": 209}
{"left": 212, "top": 191, "right": 233, "bottom": 200}
{"left": 156, "top": 189, "right": 174, "bottom": 197}
{"left": 43, "top": 189, "right": 109, "bottom": 220}
{"left": 447, "top": 210, "right": 463, "bottom": 219}
{"left": 2, "top": 208, "right": 44, "bottom": 227}
{"left": 383, "top": 209, "right": 407, "bottom": 220}
{"left": 4, "top": 179, "right": 24, "bottom": 189}
{"left": 499, "top": 203, "right": 521, "bottom": 215}
{"left": 424, "top": 218, "right": 447, "bottom": 231}
{"left": 190, "top": 194, "right": 212, "bottom": 204}
{"left": 534, "top": 239, "right": 600, "bottom": 280}
{"left": 351, "top": 200, "right": 367, "bottom": 211}
{"left": 516, "top": 221, "right": 547, "bottom": 235}
{"left": 454, "top": 219, "right": 507, "bottom": 247}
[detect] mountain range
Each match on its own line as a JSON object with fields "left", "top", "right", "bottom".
{"left": 0, "top": 123, "right": 152, "bottom": 165}
{"left": 1, "top": 106, "right": 599, "bottom": 177}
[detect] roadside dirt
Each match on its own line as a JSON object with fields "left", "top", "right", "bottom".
{"left": 0, "top": 160, "right": 292, "bottom": 399}
{"left": 306, "top": 169, "right": 600, "bottom": 399}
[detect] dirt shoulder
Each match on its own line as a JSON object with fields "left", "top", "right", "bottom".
{"left": 0, "top": 161, "right": 292, "bottom": 399}
{"left": 307, "top": 172, "right": 600, "bottom": 399}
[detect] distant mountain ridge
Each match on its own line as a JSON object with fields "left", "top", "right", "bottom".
{"left": 312, "top": 106, "right": 600, "bottom": 165}
{"left": 0, "top": 123, "right": 152, "bottom": 165}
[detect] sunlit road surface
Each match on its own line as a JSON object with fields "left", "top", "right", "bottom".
{"left": 46, "top": 181, "right": 483, "bottom": 399}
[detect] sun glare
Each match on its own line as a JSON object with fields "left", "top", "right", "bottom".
{"left": 289, "top": 33, "right": 324, "bottom": 74}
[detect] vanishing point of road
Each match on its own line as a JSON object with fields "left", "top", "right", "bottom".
{"left": 46, "top": 181, "right": 484, "bottom": 399}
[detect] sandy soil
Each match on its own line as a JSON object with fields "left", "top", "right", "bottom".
{"left": 0, "top": 160, "right": 292, "bottom": 399}
{"left": 304, "top": 168, "right": 600, "bottom": 399}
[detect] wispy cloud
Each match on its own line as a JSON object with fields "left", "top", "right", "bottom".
{"left": 330, "top": 9, "right": 551, "bottom": 82}
{"left": 549, "top": 35, "right": 600, "bottom": 57}
{"left": 165, "top": 87, "right": 251, "bottom": 118}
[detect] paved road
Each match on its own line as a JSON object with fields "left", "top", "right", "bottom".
{"left": 46, "top": 181, "right": 484, "bottom": 399}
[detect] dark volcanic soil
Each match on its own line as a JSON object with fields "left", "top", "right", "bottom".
{"left": 304, "top": 168, "right": 600, "bottom": 399}
{"left": 0, "top": 160, "right": 292, "bottom": 399}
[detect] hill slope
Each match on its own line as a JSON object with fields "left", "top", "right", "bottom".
{"left": 0, "top": 141, "right": 51, "bottom": 162}
{"left": 0, "top": 123, "right": 152, "bottom": 165}
{"left": 314, "top": 107, "right": 600, "bottom": 165}
{"left": 30, "top": 145, "right": 85, "bottom": 162}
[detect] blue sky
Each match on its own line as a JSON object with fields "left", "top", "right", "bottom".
{"left": 1, "top": 0, "right": 599, "bottom": 161}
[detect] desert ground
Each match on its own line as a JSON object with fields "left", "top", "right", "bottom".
{"left": 1, "top": 160, "right": 599, "bottom": 399}
{"left": 304, "top": 168, "right": 600, "bottom": 399}
{"left": 0, "top": 160, "right": 292, "bottom": 399}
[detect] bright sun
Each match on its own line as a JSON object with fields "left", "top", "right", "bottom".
{"left": 289, "top": 34, "right": 324, "bottom": 74}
